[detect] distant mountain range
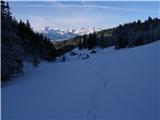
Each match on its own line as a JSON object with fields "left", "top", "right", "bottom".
{"left": 39, "top": 27, "right": 101, "bottom": 41}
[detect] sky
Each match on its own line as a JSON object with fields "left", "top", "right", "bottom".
{"left": 9, "top": 1, "right": 160, "bottom": 31}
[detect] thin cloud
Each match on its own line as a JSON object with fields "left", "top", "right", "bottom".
{"left": 27, "top": 15, "right": 99, "bottom": 30}
{"left": 61, "top": 4, "right": 158, "bottom": 13}
{"left": 10, "top": 3, "right": 157, "bottom": 13}
{"left": 11, "top": 1, "right": 158, "bottom": 30}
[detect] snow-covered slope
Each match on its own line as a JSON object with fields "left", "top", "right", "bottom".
{"left": 2, "top": 41, "right": 160, "bottom": 120}
{"left": 41, "top": 27, "right": 101, "bottom": 41}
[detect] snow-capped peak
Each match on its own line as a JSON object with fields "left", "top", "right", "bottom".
{"left": 41, "top": 26, "right": 101, "bottom": 35}
{"left": 73, "top": 27, "right": 101, "bottom": 35}
{"left": 39, "top": 27, "right": 101, "bottom": 41}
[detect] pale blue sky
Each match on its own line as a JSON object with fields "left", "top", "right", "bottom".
{"left": 9, "top": 1, "right": 160, "bottom": 30}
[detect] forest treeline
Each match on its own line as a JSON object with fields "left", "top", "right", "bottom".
{"left": 113, "top": 17, "right": 160, "bottom": 49}
{"left": 77, "top": 17, "right": 160, "bottom": 50}
{"left": 1, "top": 1, "right": 57, "bottom": 81}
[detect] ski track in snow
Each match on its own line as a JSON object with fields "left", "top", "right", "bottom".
{"left": 85, "top": 61, "right": 110, "bottom": 120}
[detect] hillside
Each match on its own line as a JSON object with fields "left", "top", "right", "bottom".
{"left": 2, "top": 41, "right": 159, "bottom": 119}
{"left": 53, "top": 28, "right": 114, "bottom": 51}
{"left": 56, "top": 17, "right": 160, "bottom": 52}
